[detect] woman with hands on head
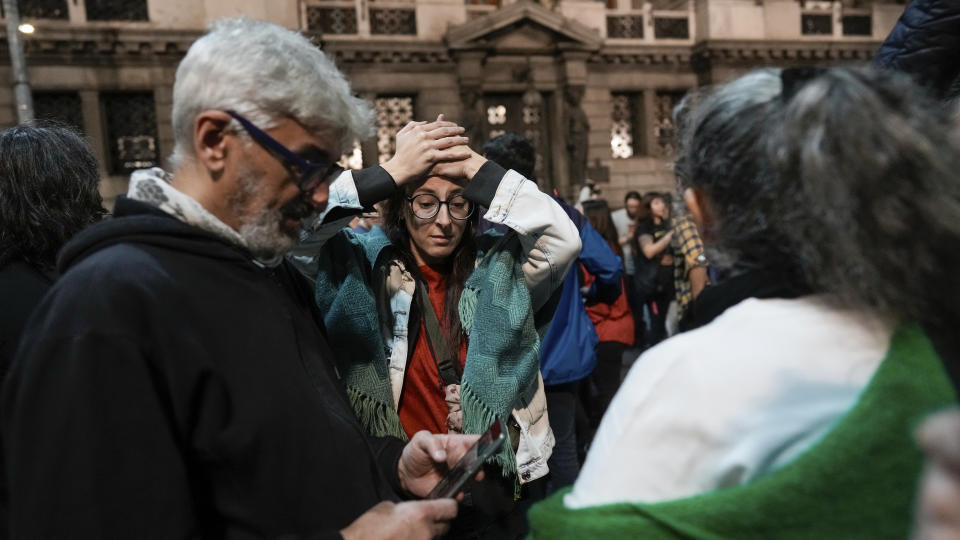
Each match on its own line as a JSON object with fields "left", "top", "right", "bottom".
{"left": 295, "top": 115, "right": 580, "bottom": 537}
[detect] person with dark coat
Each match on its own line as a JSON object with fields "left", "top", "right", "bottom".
{"left": 874, "top": 0, "right": 960, "bottom": 101}
{"left": 0, "top": 122, "right": 105, "bottom": 536}
{"left": 0, "top": 123, "right": 105, "bottom": 379}
{"left": 3, "top": 18, "right": 482, "bottom": 540}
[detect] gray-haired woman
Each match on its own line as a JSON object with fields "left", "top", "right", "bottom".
{"left": 528, "top": 66, "right": 959, "bottom": 538}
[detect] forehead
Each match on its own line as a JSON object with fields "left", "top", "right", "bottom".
{"left": 411, "top": 175, "right": 468, "bottom": 194}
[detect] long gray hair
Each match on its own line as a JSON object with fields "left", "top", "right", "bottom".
{"left": 769, "top": 66, "right": 960, "bottom": 327}
{"left": 677, "top": 64, "right": 960, "bottom": 331}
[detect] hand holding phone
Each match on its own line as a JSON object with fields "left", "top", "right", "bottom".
{"left": 428, "top": 418, "right": 507, "bottom": 500}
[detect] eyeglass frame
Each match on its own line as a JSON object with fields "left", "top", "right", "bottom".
{"left": 224, "top": 110, "right": 343, "bottom": 194}
{"left": 406, "top": 193, "right": 475, "bottom": 221}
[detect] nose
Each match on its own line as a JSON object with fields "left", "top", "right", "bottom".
{"left": 309, "top": 181, "right": 330, "bottom": 212}
{"left": 434, "top": 202, "right": 452, "bottom": 227}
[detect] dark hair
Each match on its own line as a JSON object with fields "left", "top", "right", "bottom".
{"left": 624, "top": 191, "right": 642, "bottom": 204}
{"left": 0, "top": 122, "right": 105, "bottom": 272}
{"left": 483, "top": 132, "right": 536, "bottom": 182}
{"left": 632, "top": 192, "right": 670, "bottom": 225}
{"left": 581, "top": 199, "right": 621, "bottom": 257}
{"left": 380, "top": 182, "right": 476, "bottom": 349}
{"left": 629, "top": 192, "right": 670, "bottom": 258}
{"left": 769, "top": 66, "right": 960, "bottom": 330}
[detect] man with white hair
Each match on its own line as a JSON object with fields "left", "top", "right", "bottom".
{"left": 3, "top": 18, "right": 481, "bottom": 539}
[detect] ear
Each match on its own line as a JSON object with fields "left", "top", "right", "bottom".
{"left": 192, "top": 110, "right": 233, "bottom": 178}
{"left": 684, "top": 187, "right": 714, "bottom": 234}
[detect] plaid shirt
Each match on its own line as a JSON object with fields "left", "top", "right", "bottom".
{"left": 670, "top": 213, "right": 708, "bottom": 321}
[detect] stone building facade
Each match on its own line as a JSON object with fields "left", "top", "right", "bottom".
{"left": 0, "top": 0, "right": 905, "bottom": 207}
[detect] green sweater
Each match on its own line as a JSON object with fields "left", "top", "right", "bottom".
{"left": 528, "top": 324, "right": 956, "bottom": 539}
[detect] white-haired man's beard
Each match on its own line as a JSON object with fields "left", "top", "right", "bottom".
{"left": 230, "top": 163, "right": 313, "bottom": 261}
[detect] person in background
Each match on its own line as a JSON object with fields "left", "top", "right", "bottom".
{"left": 669, "top": 206, "right": 709, "bottom": 333}
{"left": 579, "top": 200, "right": 634, "bottom": 429}
{"left": 481, "top": 133, "right": 621, "bottom": 495}
{"left": 529, "top": 65, "right": 958, "bottom": 539}
{"left": 0, "top": 122, "right": 106, "bottom": 379}
{"left": 631, "top": 192, "right": 674, "bottom": 346}
{"left": 611, "top": 191, "right": 644, "bottom": 344}
{"left": 0, "top": 122, "right": 106, "bottom": 535}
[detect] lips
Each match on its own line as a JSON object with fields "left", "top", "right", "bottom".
{"left": 429, "top": 235, "right": 453, "bottom": 245}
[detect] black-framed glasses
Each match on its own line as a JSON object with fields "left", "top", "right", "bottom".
{"left": 225, "top": 110, "right": 342, "bottom": 194}
{"left": 406, "top": 193, "right": 474, "bottom": 221}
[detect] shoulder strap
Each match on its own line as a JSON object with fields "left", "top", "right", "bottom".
{"left": 415, "top": 282, "right": 461, "bottom": 386}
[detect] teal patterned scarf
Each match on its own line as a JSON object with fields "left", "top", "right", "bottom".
{"left": 314, "top": 227, "right": 542, "bottom": 478}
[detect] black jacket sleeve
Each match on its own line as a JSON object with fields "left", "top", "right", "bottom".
{"left": 367, "top": 436, "right": 408, "bottom": 497}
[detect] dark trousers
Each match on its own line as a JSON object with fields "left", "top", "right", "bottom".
{"left": 647, "top": 265, "right": 675, "bottom": 347}
{"left": 544, "top": 382, "right": 580, "bottom": 494}
{"left": 586, "top": 341, "right": 626, "bottom": 429}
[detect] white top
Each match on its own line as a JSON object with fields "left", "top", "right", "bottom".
{"left": 565, "top": 296, "right": 894, "bottom": 508}
{"left": 610, "top": 208, "right": 635, "bottom": 275}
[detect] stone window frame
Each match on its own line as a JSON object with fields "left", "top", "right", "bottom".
{"left": 32, "top": 90, "right": 84, "bottom": 133}
{"left": 100, "top": 90, "right": 160, "bottom": 175}
{"left": 301, "top": 0, "right": 417, "bottom": 38}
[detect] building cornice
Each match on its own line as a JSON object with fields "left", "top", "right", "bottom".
{"left": 591, "top": 45, "right": 693, "bottom": 65}
{"left": 0, "top": 25, "right": 201, "bottom": 66}
{"left": 320, "top": 40, "right": 454, "bottom": 65}
{"left": 692, "top": 39, "right": 882, "bottom": 64}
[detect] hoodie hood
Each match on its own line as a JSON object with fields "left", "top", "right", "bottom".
{"left": 58, "top": 197, "right": 255, "bottom": 274}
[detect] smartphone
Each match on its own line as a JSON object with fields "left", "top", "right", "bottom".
{"left": 427, "top": 418, "right": 507, "bottom": 499}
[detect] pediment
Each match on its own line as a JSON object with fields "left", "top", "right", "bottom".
{"left": 446, "top": 1, "right": 602, "bottom": 52}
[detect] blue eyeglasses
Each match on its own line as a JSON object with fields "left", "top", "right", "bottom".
{"left": 225, "top": 110, "right": 343, "bottom": 194}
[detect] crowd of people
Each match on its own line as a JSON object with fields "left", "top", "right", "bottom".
{"left": 0, "top": 0, "right": 959, "bottom": 538}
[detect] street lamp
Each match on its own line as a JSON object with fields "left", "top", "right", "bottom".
{"left": 3, "top": 0, "right": 35, "bottom": 122}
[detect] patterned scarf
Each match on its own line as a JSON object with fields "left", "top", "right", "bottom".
{"left": 314, "top": 227, "right": 542, "bottom": 479}
{"left": 127, "top": 168, "right": 281, "bottom": 267}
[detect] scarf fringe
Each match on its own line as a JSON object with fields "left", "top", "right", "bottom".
{"left": 346, "top": 386, "right": 408, "bottom": 441}
{"left": 461, "top": 382, "right": 518, "bottom": 486}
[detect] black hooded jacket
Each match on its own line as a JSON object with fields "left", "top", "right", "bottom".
{"left": 874, "top": 0, "right": 960, "bottom": 100}
{"left": 2, "top": 197, "right": 405, "bottom": 539}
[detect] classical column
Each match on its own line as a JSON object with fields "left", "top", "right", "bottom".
{"left": 560, "top": 49, "right": 591, "bottom": 199}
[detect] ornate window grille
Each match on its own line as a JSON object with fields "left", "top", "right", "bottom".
{"left": 801, "top": 13, "right": 832, "bottom": 35}
{"left": 101, "top": 92, "right": 159, "bottom": 174}
{"left": 376, "top": 96, "right": 415, "bottom": 164}
{"left": 842, "top": 14, "right": 871, "bottom": 36}
{"left": 3, "top": 0, "right": 69, "bottom": 19}
{"left": 340, "top": 139, "right": 363, "bottom": 170}
{"left": 307, "top": 6, "right": 358, "bottom": 34}
{"left": 606, "top": 15, "right": 643, "bottom": 39}
{"left": 653, "top": 90, "right": 685, "bottom": 158}
{"left": 369, "top": 8, "right": 416, "bottom": 35}
{"left": 33, "top": 91, "right": 83, "bottom": 133}
{"left": 653, "top": 16, "right": 689, "bottom": 39}
{"left": 486, "top": 104, "right": 507, "bottom": 140}
{"left": 85, "top": 0, "right": 148, "bottom": 21}
{"left": 610, "top": 93, "right": 636, "bottom": 159}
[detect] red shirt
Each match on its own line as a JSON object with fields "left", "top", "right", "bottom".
{"left": 397, "top": 264, "right": 468, "bottom": 439}
{"left": 582, "top": 263, "right": 635, "bottom": 346}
